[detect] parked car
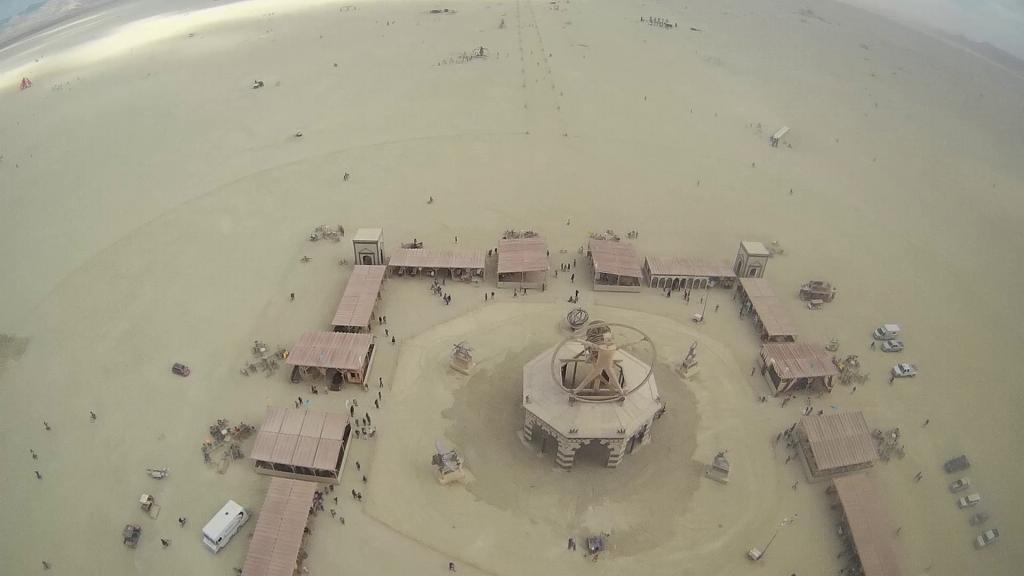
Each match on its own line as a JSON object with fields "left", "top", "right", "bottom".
{"left": 881, "top": 340, "right": 904, "bottom": 352}
{"left": 958, "top": 493, "right": 982, "bottom": 508}
{"left": 945, "top": 454, "right": 971, "bottom": 473}
{"left": 891, "top": 363, "right": 918, "bottom": 378}
{"left": 172, "top": 363, "right": 190, "bottom": 377}
{"left": 975, "top": 528, "right": 1000, "bottom": 549}
{"left": 949, "top": 477, "right": 971, "bottom": 492}
{"left": 873, "top": 324, "right": 901, "bottom": 340}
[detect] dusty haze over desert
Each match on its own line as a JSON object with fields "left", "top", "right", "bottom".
{"left": 1, "top": 0, "right": 1022, "bottom": 575}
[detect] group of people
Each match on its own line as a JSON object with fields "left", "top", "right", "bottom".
{"left": 430, "top": 280, "right": 454, "bottom": 305}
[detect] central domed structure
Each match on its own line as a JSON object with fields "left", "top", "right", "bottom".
{"left": 522, "top": 321, "right": 663, "bottom": 469}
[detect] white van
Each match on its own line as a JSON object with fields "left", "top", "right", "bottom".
{"left": 202, "top": 500, "right": 248, "bottom": 553}
{"left": 872, "top": 324, "right": 901, "bottom": 341}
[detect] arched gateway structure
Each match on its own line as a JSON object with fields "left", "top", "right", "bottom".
{"left": 522, "top": 322, "right": 663, "bottom": 469}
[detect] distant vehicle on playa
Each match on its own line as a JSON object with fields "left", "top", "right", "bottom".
{"left": 891, "top": 363, "right": 917, "bottom": 378}
{"left": 970, "top": 512, "right": 990, "bottom": 526}
{"left": 873, "top": 324, "right": 901, "bottom": 341}
{"left": 172, "top": 363, "right": 190, "bottom": 377}
{"left": 949, "top": 477, "right": 971, "bottom": 493}
{"left": 975, "top": 528, "right": 1000, "bottom": 549}
{"left": 881, "top": 340, "right": 904, "bottom": 352}
{"left": 945, "top": 455, "right": 970, "bottom": 473}
{"left": 958, "top": 493, "right": 982, "bottom": 508}
{"left": 202, "top": 500, "right": 248, "bottom": 553}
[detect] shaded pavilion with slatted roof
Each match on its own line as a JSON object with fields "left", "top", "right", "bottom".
{"left": 250, "top": 407, "right": 352, "bottom": 483}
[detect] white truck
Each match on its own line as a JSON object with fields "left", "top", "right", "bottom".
{"left": 202, "top": 500, "right": 248, "bottom": 553}
{"left": 872, "top": 324, "right": 901, "bottom": 341}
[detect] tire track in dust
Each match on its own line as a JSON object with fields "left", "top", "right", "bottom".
{"left": 516, "top": 0, "right": 568, "bottom": 137}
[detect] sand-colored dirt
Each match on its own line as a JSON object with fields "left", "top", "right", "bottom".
{"left": 1, "top": 0, "right": 1023, "bottom": 574}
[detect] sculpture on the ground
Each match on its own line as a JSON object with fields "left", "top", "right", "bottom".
{"left": 450, "top": 341, "right": 474, "bottom": 374}
{"left": 566, "top": 307, "right": 589, "bottom": 330}
{"left": 432, "top": 440, "right": 466, "bottom": 485}
{"left": 678, "top": 340, "right": 700, "bottom": 379}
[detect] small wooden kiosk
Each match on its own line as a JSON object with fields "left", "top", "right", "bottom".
{"left": 352, "top": 228, "right": 385, "bottom": 265}
{"left": 734, "top": 241, "right": 770, "bottom": 278}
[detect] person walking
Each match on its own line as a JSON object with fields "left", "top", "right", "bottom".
{"left": 449, "top": 562, "right": 457, "bottom": 572}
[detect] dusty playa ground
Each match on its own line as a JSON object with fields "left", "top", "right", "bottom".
{"left": 1, "top": 0, "right": 1023, "bottom": 574}
{"left": 366, "top": 303, "right": 819, "bottom": 576}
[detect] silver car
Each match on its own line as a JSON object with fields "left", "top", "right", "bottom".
{"left": 958, "top": 493, "right": 982, "bottom": 508}
{"left": 881, "top": 340, "right": 904, "bottom": 352}
{"left": 975, "top": 528, "right": 1000, "bottom": 549}
{"left": 892, "top": 363, "right": 918, "bottom": 378}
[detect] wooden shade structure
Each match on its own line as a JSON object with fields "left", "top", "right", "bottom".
{"left": 737, "top": 277, "right": 797, "bottom": 341}
{"left": 286, "top": 331, "right": 375, "bottom": 386}
{"left": 251, "top": 408, "right": 351, "bottom": 483}
{"left": 497, "top": 236, "right": 549, "bottom": 288}
{"left": 643, "top": 256, "right": 737, "bottom": 290}
{"left": 588, "top": 239, "right": 642, "bottom": 292}
{"left": 760, "top": 342, "right": 839, "bottom": 395}
{"left": 332, "top": 265, "right": 385, "bottom": 333}
{"left": 797, "top": 411, "right": 878, "bottom": 479}
{"left": 387, "top": 248, "right": 484, "bottom": 279}
{"left": 831, "top": 473, "right": 901, "bottom": 576}
{"left": 241, "top": 478, "right": 318, "bottom": 576}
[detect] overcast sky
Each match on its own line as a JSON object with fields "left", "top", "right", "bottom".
{"left": 2, "top": 0, "right": 1023, "bottom": 59}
